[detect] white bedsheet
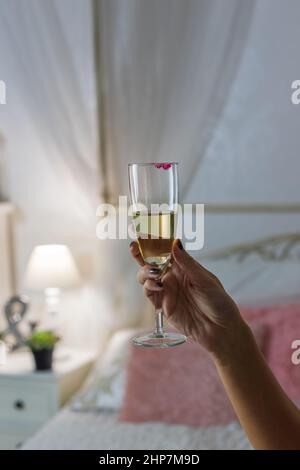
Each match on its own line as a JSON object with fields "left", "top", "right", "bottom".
{"left": 22, "top": 407, "right": 251, "bottom": 450}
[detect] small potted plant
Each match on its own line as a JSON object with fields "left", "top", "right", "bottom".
{"left": 26, "top": 330, "right": 59, "bottom": 371}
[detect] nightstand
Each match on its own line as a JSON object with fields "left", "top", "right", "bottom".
{"left": 0, "top": 348, "right": 95, "bottom": 449}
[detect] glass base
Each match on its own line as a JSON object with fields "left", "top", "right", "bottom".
{"left": 132, "top": 331, "right": 187, "bottom": 348}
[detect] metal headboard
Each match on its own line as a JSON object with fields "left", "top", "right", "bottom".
{"left": 202, "top": 233, "right": 300, "bottom": 262}
{"left": 202, "top": 204, "right": 300, "bottom": 262}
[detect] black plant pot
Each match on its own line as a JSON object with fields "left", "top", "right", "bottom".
{"left": 32, "top": 348, "right": 54, "bottom": 371}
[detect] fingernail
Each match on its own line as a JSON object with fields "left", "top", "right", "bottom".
{"left": 129, "top": 241, "right": 135, "bottom": 248}
{"left": 177, "top": 240, "right": 184, "bottom": 250}
{"left": 149, "top": 268, "right": 160, "bottom": 274}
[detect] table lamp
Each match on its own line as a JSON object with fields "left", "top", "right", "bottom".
{"left": 25, "top": 245, "right": 81, "bottom": 331}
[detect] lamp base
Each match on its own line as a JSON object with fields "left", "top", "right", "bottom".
{"left": 44, "top": 287, "right": 61, "bottom": 333}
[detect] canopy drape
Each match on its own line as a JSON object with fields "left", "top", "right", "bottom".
{"left": 98, "top": 0, "right": 254, "bottom": 200}
{"left": 0, "top": 0, "right": 99, "bottom": 219}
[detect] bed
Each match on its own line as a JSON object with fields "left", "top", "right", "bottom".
{"left": 21, "top": 308, "right": 252, "bottom": 450}
{"left": 22, "top": 408, "right": 250, "bottom": 450}
{"left": 19, "top": 324, "right": 249, "bottom": 450}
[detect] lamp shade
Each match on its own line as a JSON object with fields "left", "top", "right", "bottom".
{"left": 25, "top": 245, "right": 81, "bottom": 291}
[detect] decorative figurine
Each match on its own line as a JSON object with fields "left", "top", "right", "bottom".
{"left": 1, "top": 295, "right": 29, "bottom": 350}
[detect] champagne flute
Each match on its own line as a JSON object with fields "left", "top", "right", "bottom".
{"left": 128, "top": 162, "right": 187, "bottom": 348}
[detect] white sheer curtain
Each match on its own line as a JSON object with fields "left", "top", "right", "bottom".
{"left": 99, "top": 0, "right": 255, "bottom": 199}
{"left": 0, "top": 0, "right": 99, "bottom": 218}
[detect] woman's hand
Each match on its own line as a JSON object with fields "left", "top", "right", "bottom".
{"left": 130, "top": 239, "right": 248, "bottom": 359}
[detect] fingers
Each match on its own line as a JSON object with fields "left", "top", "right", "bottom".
{"left": 172, "top": 239, "right": 202, "bottom": 274}
{"left": 130, "top": 242, "right": 164, "bottom": 309}
{"left": 137, "top": 265, "right": 161, "bottom": 285}
{"left": 172, "top": 239, "right": 222, "bottom": 285}
{"left": 144, "top": 279, "right": 163, "bottom": 292}
{"left": 143, "top": 287, "right": 163, "bottom": 313}
{"left": 143, "top": 286, "right": 154, "bottom": 299}
{"left": 129, "top": 241, "right": 144, "bottom": 266}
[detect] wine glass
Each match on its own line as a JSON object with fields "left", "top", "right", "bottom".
{"left": 128, "top": 162, "right": 187, "bottom": 348}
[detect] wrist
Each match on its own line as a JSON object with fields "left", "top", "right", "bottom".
{"left": 210, "top": 317, "right": 255, "bottom": 368}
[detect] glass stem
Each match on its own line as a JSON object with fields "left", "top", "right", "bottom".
{"left": 155, "top": 309, "right": 164, "bottom": 337}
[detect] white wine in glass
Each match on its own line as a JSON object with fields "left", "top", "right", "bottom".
{"left": 128, "top": 162, "right": 186, "bottom": 348}
{"left": 134, "top": 211, "right": 175, "bottom": 266}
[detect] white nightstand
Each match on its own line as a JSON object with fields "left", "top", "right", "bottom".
{"left": 0, "top": 348, "right": 95, "bottom": 449}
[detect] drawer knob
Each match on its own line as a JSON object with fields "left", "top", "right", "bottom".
{"left": 14, "top": 399, "right": 25, "bottom": 410}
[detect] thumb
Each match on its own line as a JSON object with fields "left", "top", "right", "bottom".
{"left": 172, "top": 239, "right": 199, "bottom": 274}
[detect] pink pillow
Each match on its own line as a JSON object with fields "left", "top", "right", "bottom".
{"left": 119, "top": 325, "right": 266, "bottom": 427}
{"left": 240, "top": 303, "right": 300, "bottom": 401}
